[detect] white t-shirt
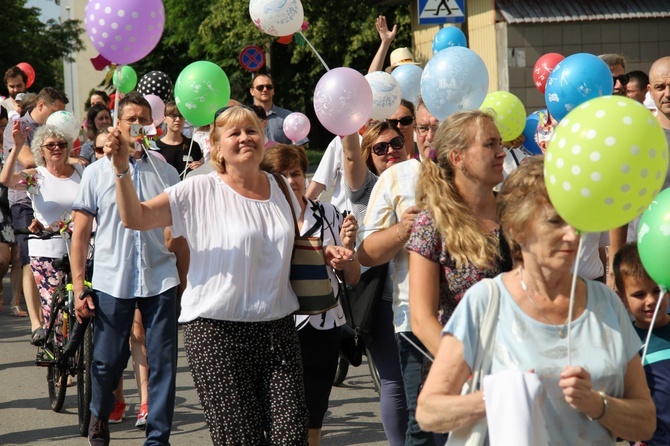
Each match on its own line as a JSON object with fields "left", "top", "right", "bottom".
{"left": 191, "top": 129, "right": 211, "bottom": 163}
{"left": 311, "top": 136, "right": 354, "bottom": 213}
{"left": 29, "top": 165, "right": 83, "bottom": 259}
{"left": 168, "top": 171, "right": 302, "bottom": 323}
{"left": 575, "top": 231, "right": 609, "bottom": 280}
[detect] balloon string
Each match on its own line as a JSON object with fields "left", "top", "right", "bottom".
{"left": 641, "top": 286, "right": 666, "bottom": 365}
{"left": 567, "top": 232, "right": 586, "bottom": 367}
{"left": 299, "top": 31, "right": 329, "bottom": 72}
{"left": 112, "top": 66, "right": 121, "bottom": 167}
{"left": 180, "top": 137, "right": 195, "bottom": 179}
{"left": 140, "top": 141, "right": 168, "bottom": 190}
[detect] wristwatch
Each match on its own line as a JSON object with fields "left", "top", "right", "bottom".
{"left": 115, "top": 166, "right": 130, "bottom": 179}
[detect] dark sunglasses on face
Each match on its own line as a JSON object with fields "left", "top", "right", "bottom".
{"left": 254, "top": 84, "right": 274, "bottom": 91}
{"left": 613, "top": 74, "right": 630, "bottom": 86}
{"left": 386, "top": 116, "right": 414, "bottom": 127}
{"left": 372, "top": 136, "right": 405, "bottom": 156}
{"left": 43, "top": 141, "right": 68, "bottom": 151}
{"left": 168, "top": 113, "right": 183, "bottom": 120}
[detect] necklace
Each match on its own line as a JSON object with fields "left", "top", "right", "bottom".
{"left": 518, "top": 268, "right": 568, "bottom": 338}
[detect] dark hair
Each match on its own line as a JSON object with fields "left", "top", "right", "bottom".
{"left": 260, "top": 144, "right": 308, "bottom": 176}
{"left": 250, "top": 104, "right": 267, "bottom": 120}
{"left": 85, "top": 90, "right": 111, "bottom": 111}
{"left": 399, "top": 99, "right": 415, "bottom": 117}
{"left": 0, "top": 106, "right": 7, "bottom": 122}
{"left": 36, "top": 87, "right": 69, "bottom": 106}
{"left": 612, "top": 243, "right": 653, "bottom": 295}
{"left": 627, "top": 70, "right": 649, "bottom": 90}
{"left": 4, "top": 66, "right": 27, "bottom": 85}
{"left": 118, "top": 92, "right": 151, "bottom": 120}
{"left": 85, "top": 103, "right": 111, "bottom": 139}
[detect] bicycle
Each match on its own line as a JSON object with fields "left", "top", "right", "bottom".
{"left": 20, "top": 227, "right": 94, "bottom": 436}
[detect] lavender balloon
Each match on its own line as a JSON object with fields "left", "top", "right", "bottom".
{"left": 85, "top": 0, "right": 165, "bottom": 65}
{"left": 283, "top": 112, "right": 311, "bottom": 143}
{"left": 365, "top": 71, "right": 402, "bottom": 121}
{"left": 249, "top": 0, "right": 304, "bottom": 37}
{"left": 421, "top": 46, "right": 489, "bottom": 121}
{"left": 313, "top": 67, "right": 373, "bottom": 136}
{"left": 391, "top": 64, "right": 423, "bottom": 105}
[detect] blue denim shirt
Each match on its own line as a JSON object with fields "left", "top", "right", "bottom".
{"left": 265, "top": 104, "right": 309, "bottom": 146}
{"left": 73, "top": 153, "right": 181, "bottom": 298}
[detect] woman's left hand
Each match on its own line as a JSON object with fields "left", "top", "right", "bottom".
{"left": 339, "top": 214, "right": 358, "bottom": 249}
{"left": 324, "top": 245, "right": 354, "bottom": 271}
{"left": 28, "top": 218, "right": 45, "bottom": 234}
{"left": 558, "top": 366, "right": 604, "bottom": 419}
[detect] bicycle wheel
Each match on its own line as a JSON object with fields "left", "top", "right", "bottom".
{"left": 46, "top": 290, "right": 68, "bottom": 412}
{"left": 332, "top": 355, "right": 349, "bottom": 386}
{"left": 77, "top": 321, "right": 93, "bottom": 437}
{"left": 365, "top": 346, "right": 381, "bottom": 395}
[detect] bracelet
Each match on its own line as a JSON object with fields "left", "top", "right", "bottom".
{"left": 587, "top": 391, "right": 608, "bottom": 421}
{"left": 115, "top": 166, "right": 130, "bottom": 179}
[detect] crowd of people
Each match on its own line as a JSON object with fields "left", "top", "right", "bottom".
{"left": 2, "top": 13, "right": 670, "bottom": 446}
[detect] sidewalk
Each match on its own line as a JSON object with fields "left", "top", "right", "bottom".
{"left": 0, "top": 276, "right": 387, "bottom": 445}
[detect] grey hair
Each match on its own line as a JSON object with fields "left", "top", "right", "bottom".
{"left": 30, "top": 125, "right": 72, "bottom": 167}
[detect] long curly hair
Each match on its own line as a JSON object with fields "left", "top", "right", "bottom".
{"left": 415, "top": 110, "right": 500, "bottom": 269}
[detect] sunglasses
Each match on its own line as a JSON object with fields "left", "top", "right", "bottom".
{"left": 613, "top": 74, "right": 630, "bottom": 86}
{"left": 168, "top": 113, "right": 183, "bottom": 120}
{"left": 372, "top": 136, "right": 405, "bottom": 156}
{"left": 386, "top": 116, "right": 414, "bottom": 127}
{"left": 43, "top": 141, "right": 68, "bottom": 151}
{"left": 254, "top": 84, "right": 274, "bottom": 91}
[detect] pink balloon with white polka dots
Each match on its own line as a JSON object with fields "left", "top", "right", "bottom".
{"left": 85, "top": 0, "right": 165, "bottom": 65}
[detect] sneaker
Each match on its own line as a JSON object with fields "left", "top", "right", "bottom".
{"left": 135, "top": 401, "right": 148, "bottom": 428}
{"left": 88, "top": 415, "right": 110, "bottom": 446}
{"left": 108, "top": 401, "right": 126, "bottom": 424}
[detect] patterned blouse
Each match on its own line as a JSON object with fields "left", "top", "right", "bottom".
{"left": 407, "top": 209, "right": 513, "bottom": 325}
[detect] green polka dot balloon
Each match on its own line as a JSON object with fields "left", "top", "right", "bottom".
{"left": 480, "top": 91, "right": 526, "bottom": 142}
{"left": 544, "top": 96, "right": 668, "bottom": 233}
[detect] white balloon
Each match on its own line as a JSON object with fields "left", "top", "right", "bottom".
{"left": 249, "top": 0, "right": 304, "bottom": 37}
{"left": 46, "top": 111, "right": 81, "bottom": 143}
{"left": 365, "top": 72, "right": 402, "bottom": 121}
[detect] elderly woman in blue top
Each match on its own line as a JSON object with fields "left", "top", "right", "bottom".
{"left": 103, "top": 105, "right": 353, "bottom": 445}
{"left": 416, "top": 156, "right": 655, "bottom": 444}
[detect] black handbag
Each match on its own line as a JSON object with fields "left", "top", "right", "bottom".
{"left": 338, "top": 283, "right": 363, "bottom": 367}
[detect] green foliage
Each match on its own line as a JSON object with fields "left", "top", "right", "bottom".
{"left": 0, "top": 0, "right": 83, "bottom": 93}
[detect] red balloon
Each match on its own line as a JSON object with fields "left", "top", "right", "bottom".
{"left": 532, "top": 53, "right": 564, "bottom": 94}
{"left": 16, "top": 62, "right": 36, "bottom": 89}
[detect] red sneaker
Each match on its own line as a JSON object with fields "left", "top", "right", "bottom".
{"left": 135, "top": 401, "right": 148, "bottom": 428}
{"left": 109, "top": 401, "right": 126, "bottom": 424}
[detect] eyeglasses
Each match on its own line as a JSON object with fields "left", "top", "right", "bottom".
{"left": 254, "top": 84, "right": 274, "bottom": 92}
{"left": 121, "top": 116, "right": 151, "bottom": 126}
{"left": 415, "top": 124, "right": 439, "bottom": 135}
{"left": 43, "top": 141, "right": 68, "bottom": 151}
{"left": 372, "top": 136, "right": 405, "bottom": 156}
{"left": 613, "top": 74, "right": 630, "bottom": 86}
{"left": 168, "top": 114, "right": 183, "bottom": 120}
{"left": 387, "top": 116, "right": 414, "bottom": 127}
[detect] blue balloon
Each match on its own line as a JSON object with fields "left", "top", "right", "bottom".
{"left": 391, "top": 64, "right": 423, "bottom": 105}
{"left": 420, "top": 46, "right": 489, "bottom": 121}
{"left": 432, "top": 27, "right": 467, "bottom": 54}
{"left": 521, "top": 110, "right": 545, "bottom": 155}
{"left": 544, "top": 53, "right": 613, "bottom": 121}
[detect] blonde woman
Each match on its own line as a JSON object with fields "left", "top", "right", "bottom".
{"left": 407, "top": 110, "right": 513, "bottom": 356}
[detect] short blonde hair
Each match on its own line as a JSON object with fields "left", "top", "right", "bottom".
{"left": 209, "top": 106, "right": 264, "bottom": 173}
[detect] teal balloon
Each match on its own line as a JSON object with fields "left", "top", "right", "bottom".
{"left": 113, "top": 66, "right": 137, "bottom": 94}
{"left": 174, "top": 61, "right": 231, "bottom": 127}
{"left": 638, "top": 188, "right": 670, "bottom": 288}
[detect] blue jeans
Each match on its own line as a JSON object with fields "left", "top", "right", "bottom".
{"left": 396, "top": 331, "right": 437, "bottom": 446}
{"left": 90, "top": 288, "right": 178, "bottom": 446}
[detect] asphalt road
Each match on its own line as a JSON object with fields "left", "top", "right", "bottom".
{"left": 0, "top": 275, "right": 388, "bottom": 446}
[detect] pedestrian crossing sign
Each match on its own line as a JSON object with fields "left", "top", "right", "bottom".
{"left": 418, "top": 0, "right": 465, "bottom": 25}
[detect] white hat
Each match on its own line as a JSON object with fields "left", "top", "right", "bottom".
{"left": 643, "top": 91, "right": 657, "bottom": 112}
{"left": 385, "top": 48, "right": 420, "bottom": 73}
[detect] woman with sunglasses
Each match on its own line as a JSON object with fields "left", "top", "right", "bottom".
{"left": 155, "top": 101, "right": 203, "bottom": 179}
{"left": 407, "top": 110, "right": 513, "bottom": 358}
{"left": 385, "top": 99, "right": 417, "bottom": 159}
{"left": 341, "top": 121, "right": 411, "bottom": 446}
{"left": 1, "top": 122, "right": 83, "bottom": 345}
{"left": 79, "top": 102, "right": 112, "bottom": 163}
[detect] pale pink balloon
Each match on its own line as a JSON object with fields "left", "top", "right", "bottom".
{"left": 282, "top": 112, "right": 310, "bottom": 143}
{"left": 313, "top": 67, "right": 373, "bottom": 136}
{"left": 144, "top": 94, "right": 165, "bottom": 126}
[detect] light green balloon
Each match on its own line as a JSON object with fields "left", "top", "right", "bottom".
{"left": 174, "top": 61, "right": 231, "bottom": 127}
{"left": 480, "top": 91, "right": 526, "bottom": 141}
{"left": 545, "top": 96, "right": 668, "bottom": 233}
{"left": 638, "top": 188, "right": 670, "bottom": 288}
{"left": 113, "top": 66, "right": 137, "bottom": 94}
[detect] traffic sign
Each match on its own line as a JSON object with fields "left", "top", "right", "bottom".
{"left": 418, "top": 0, "right": 465, "bottom": 25}
{"left": 239, "top": 45, "right": 265, "bottom": 72}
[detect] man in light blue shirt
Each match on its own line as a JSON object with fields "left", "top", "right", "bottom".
{"left": 71, "top": 92, "right": 182, "bottom": 446}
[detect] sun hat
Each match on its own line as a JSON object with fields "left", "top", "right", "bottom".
{"left": 385, "top": 47, "right": 420, "bottom": 73}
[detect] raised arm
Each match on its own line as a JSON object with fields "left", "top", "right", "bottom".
{"left": 0, "top": 120, "right": 37, "bottom": 188}
{"left": 341, "top": 133, "right": 368, "bottom": 191}
{"left": 368, "top": 16, "right": 397, "bottom": 73}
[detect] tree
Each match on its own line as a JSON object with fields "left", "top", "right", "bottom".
{"left": 134, "top": 0, "right": 412, "bottom": 149}
{"left": 0, "top": 0, "right": 83, "bottom": 94}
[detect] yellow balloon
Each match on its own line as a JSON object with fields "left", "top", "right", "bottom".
{"left": 480, "top": 91, "right": 526, "bottom": 141}
{"left": 545, "top": 96, "right": 668, "bottom": 232}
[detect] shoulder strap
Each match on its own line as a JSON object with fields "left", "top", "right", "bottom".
{"left": 470, "top": 278, "right": 501, "bottom": 392}
{"left": 272, "top": 173, "right": 299, "bottom": 236}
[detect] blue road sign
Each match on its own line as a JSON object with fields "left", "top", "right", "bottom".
{"left": 418, "top": 0, "right": 465, "bottom": 25}
{"left": 239, "top": 46, "right": 265, "bottom": 72}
